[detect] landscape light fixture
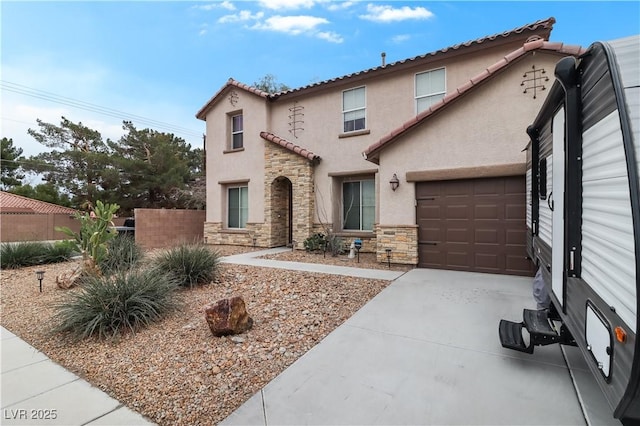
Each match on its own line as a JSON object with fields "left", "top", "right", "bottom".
{"left": 354, "top": 239, "right": 362, "bottom": 263}
{"left": 385, "top": 248, "right": 392, "bottom": 268}
{"left": 36, "top": 270, "right": 45, "bottom": 293}
{"left": 389, "top": 174, "right": 400, "bottom": 191}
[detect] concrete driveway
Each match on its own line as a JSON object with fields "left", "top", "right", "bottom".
{"left": 222, "top": 268, "right": 618, "bottom": 425}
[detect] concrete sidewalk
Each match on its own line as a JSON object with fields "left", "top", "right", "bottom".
{"left": 1, "top": 327, "right": 154, "bottom": 425}
{"left": 220, "top": 247, "right": 406, "bottom": 281}
{"left": 222, "top": 268, "right": 620, "bottom": 426}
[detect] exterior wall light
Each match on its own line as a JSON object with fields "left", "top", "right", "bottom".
{"left": 389, "top": 174, "right": 400, "bottom": 191}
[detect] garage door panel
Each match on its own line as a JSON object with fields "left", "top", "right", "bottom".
{"left": 475, "top": 228, "right": 498, "bottom": 244}
{"left": 447, "top": 227, "right": 471, "bottom": 243}
{"left": 416, "top": 176, "right": 534, "bottom": 276}
{"left": 475, "top": 253, "right": 500, "bottom": 271}
{"left": 475, "top": 204, "right": 499, "bottom": 219}
{"left": 446, "top": 204, "right": 470, "bottom": 219}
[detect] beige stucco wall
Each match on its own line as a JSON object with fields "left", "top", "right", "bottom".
{"left": 204, "top": 88, "right": 269, "bottom": 224}
{"left": 376, "top": 52, "right": 564, "bottom": 226}
{"left": 263, "top": 43, "right": 543, "bottom": 230}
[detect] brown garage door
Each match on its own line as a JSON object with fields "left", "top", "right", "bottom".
{"left": 416, "top": 176, "right": 533, "bottom": 276}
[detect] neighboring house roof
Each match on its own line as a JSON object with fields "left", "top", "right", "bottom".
{"left": 0, "top": 191, "right": 77, "bottom": 214}
{"left": 260, "top": 132, "right": 321, "bottom": 163}
{"left": 196, "top": 79, "right": 270, "bottom": 120}
{"left": 196, "top": 17, "right": 556, "bottom": 120}
{"left": 362, "top": 38, "right": 586, "bottom": 164}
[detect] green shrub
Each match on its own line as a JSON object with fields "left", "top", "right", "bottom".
{"left": 41, "top": 241, "right": 77, "bottom": 264}
{"left": 303, "top": 233, "right": 326, "bottom": 251}
{"left": 54, "top": 269, "right": 179, "bottom": 340}
{"left": 0, "top": 241, "right": 75, "bottom": 269}
{"left": 326, "top": 234, "right": 345, "bottom": 257}
{"left": 99, "top": 235, "right": 143, "bottom": 275}
{"left": 154, "top": 244, "right": 220, "bottom": 288}
{"left": 1, "top": 242, "right": 44, "bottom": 269}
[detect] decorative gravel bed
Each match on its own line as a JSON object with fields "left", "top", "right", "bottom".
{"left": 0, "top": 246, "right": 391, "bottom": 425}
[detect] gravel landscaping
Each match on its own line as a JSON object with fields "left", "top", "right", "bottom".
{"left": 1, "top": 245, "right": 392, "bottom": 425}
{"left": 259, "top": 249, "right": 414, "bottom": 272}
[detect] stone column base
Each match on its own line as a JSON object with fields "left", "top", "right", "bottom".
{"left": 375, "top": 224, "right": 418, "bottom": 265}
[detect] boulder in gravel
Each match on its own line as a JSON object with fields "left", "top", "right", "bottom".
{"left": 205, "top": 296, "right": 253, "bottom": 336}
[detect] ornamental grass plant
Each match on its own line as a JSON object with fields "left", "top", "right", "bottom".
{"left": 154, "top": 243, "right": 220, "bottom": 288}
{"left": 98, "top": 234, "right": 143, "bottom": 275}
{"left": 0, "top": 241, "right": 76, "bottom": 269}
{"left": 54, "top": 268, "right": 179, "bottom": 340}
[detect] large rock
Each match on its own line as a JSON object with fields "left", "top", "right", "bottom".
{"left": 205, "top": 296, "right": 253, "bottom": 337}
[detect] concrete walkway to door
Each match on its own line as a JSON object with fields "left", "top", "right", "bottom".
{"left": 221, "top": 267, "right": 619, "bottom": 425}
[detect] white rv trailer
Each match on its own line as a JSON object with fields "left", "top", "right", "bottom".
{"left": 499, "top": 35, "right": 639, "bottom": 424}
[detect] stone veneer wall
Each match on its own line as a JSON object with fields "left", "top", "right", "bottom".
{"left": 375, "top": 224, "right": 418, "bottom": 265}
{"left": 264, "top": 143, "right": 315, "bottom": 250}
{"left": 204, "top": 222, "right": 269, "bottom": 247}
{"left": 204, "top": 143, "right": 316, "bottom": 249}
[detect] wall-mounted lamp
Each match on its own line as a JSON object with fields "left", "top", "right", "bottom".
{"left": 389, "top": 174, "right": 400, "bottom": 191}
{"left": 36, "top": 270, "right": 45, "bottom": 293}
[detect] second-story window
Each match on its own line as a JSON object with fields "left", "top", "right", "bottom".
{"left": 343, "top": 87, "right": 366, "bottom": 133}
{"left": 416, "top": 68, "right": 445, "bottom": 114}
{"left": 231, "top": 114, "right": 243, "bottom": 149}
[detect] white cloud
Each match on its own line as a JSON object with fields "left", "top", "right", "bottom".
{"left": 326, "top": 1, "right": 355, "bottom": 12}
{"left": 360, "top": 4, "right": 434, "bottom": 23}
{"left": 391, "top": 34, "right": 411, "bottom": 43}
{"left": 192, "top": 2, "right": 236, "bottom": 11}
{"left": 252, "top": 15, "right": 328, "bottom": 35}
{"left": 317, "top": 31, "right": 343, "bottom": 43}
{"left": 258, "top": 0, "right": 315, "bottom": 10}
{"left": 218, "top": 10, "right": 264, "bottom": 24}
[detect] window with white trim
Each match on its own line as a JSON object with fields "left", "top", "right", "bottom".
{"left": 228, "top": 186, "right": 248, "bottom": 228}
{"left": 231, "top": 113, "right": 243, "bottom": 149}
{"left": 343, "top": 179, "right": 374, "bottom": 231}
{"left": 416, "top": 68, "right": 445, "bottom": 113}
{"left": 343, "top": 87, "right": 366, "bottom": 132}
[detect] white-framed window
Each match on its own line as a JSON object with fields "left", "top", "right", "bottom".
{"left": 228, "top": 186, "right": 248, "bottom": 228}
{"left": 343, "top": 87, "right": 366, "bottom": 132}
{"left": 415, "top": 68, "right": 445, "bottom": 113}
{"left": 231, "top": 113, "right": 243, "bottom": 149}
{"left": 343, "top": 179, "right": 374, "bottom": 231}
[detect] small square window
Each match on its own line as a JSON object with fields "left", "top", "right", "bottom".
{"left": 343, "top": 87, "right": 366, "bottom": 132}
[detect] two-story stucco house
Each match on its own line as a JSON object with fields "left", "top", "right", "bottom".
{"left": 196, "top": 17, "right": 584, "bottom": 276}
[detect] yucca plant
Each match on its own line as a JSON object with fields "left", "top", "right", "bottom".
{"left": 154, "top": 244, "right": 220, "bottom": 288}
{"left": 99, "top": 235, "right": 143, "bottom": 275}
{"left": 54, "top": 269, "right": 179, "bottom": 340}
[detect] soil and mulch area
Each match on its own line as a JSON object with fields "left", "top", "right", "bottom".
{"left": 258, "top": 249, "right": 415, "bottom": 272}
{"left": 0, "top": 245, "right": 394, "bottom": 425}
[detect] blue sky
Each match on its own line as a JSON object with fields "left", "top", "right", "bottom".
{"left": 2, "top": 1, "right": 639, "bottom": 166}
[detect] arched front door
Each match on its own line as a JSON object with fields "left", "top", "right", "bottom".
{"left": 270, "top": 176, "right": 293, "bottom": 246}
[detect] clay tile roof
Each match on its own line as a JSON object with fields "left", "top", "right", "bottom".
{"left": 196, "top": 18, "right": 557, "bottom": 119}
{"left": 196, "top": 78, "right": 270, "bottom": 120}
{"left": 260, "top": 132, "right": 321, "bottom": 163}
{"left": 271, "top": 17, "right": 556, "bottom": 98}
{"left": 362, "top": 40, "right": 586, "bottom": 164}
{"left": 0, "top": 191, "right": 77, "bottom": 214}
